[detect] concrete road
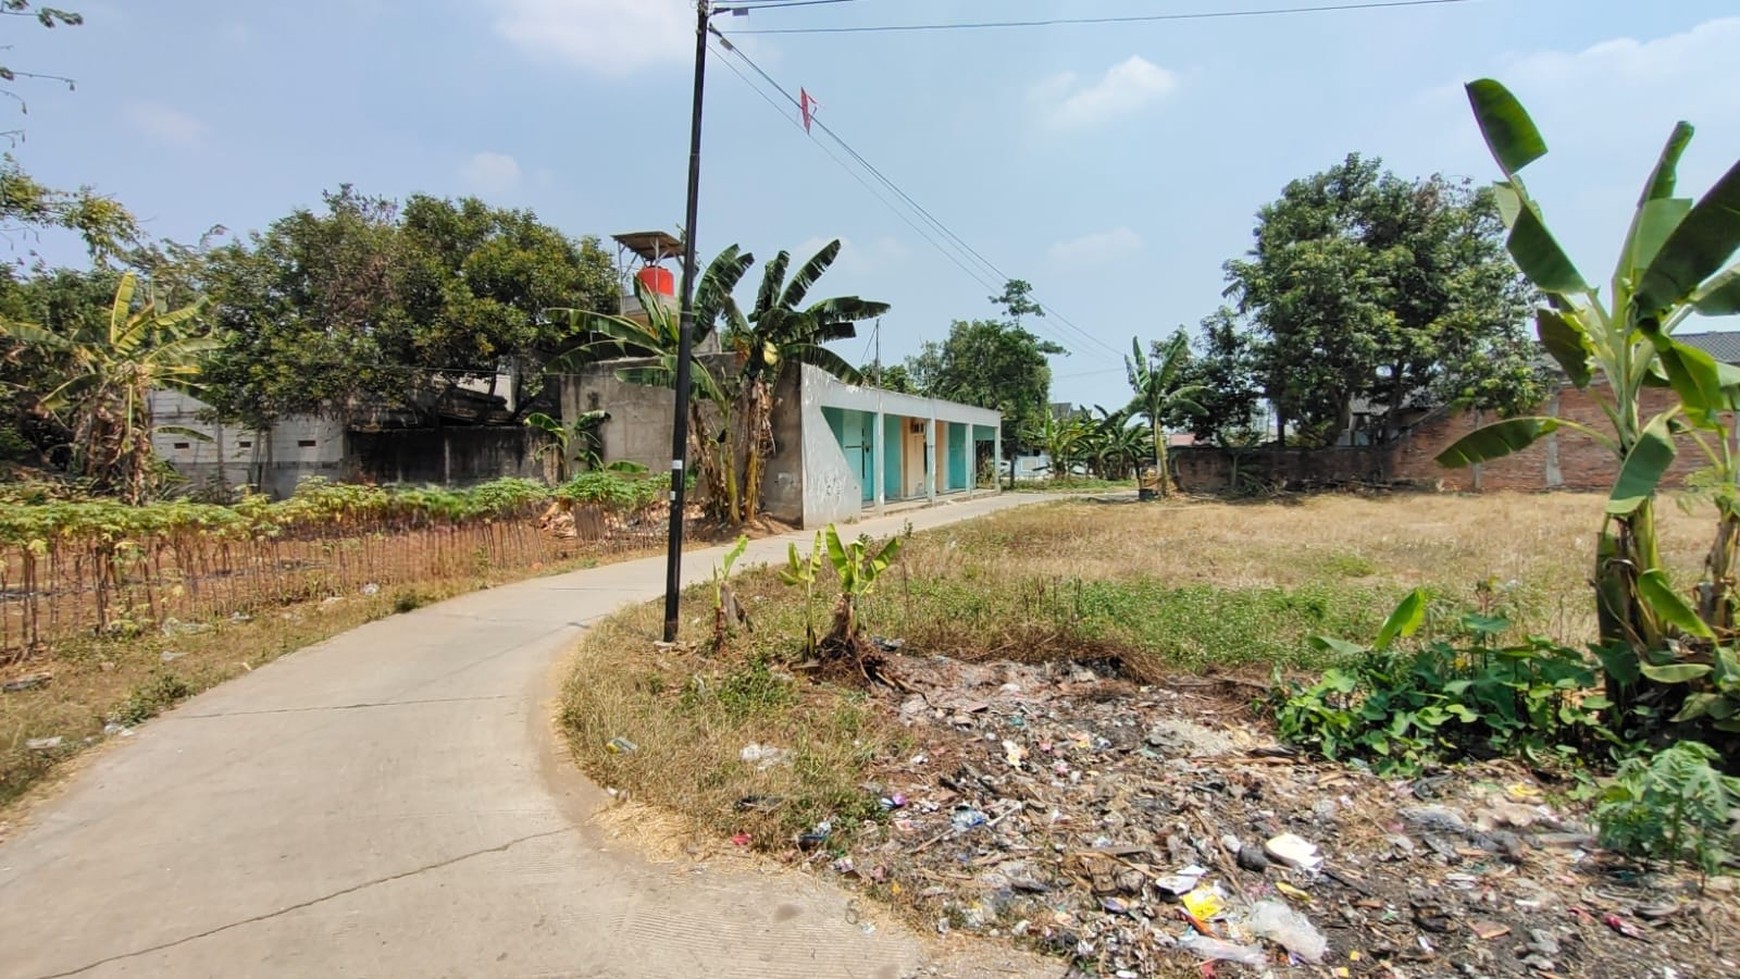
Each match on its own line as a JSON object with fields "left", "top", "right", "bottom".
{"left": 0, "top": 494, "right": 1063, "bottom": 979}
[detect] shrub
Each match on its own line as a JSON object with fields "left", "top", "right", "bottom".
{"left": 1595, "top": 741, "right": 1740, "bottom": 875}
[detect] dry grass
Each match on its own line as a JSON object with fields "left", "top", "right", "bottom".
{"left": 557, "top": 490, "right": 1716, "bottom": 853}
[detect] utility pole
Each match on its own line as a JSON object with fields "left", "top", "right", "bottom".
{"left": 663, "top": 0, "right": 715, "bottom": 642}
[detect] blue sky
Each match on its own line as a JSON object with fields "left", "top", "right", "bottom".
{"left": 10, "top": 1, "right": 1740, "bottom": 406}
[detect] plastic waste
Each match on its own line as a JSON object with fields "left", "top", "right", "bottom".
{"left": 1247, "top": 898, "right": 1329, "bottom": 964}
{"left": 1180, "top": 885, "right": 1227, "bottom": 921}
{"left": 1178, "top": 931, "right": 1266, "bottom": 966}
{"left": 1264, "top": 832, "right": 1324, "bottom": 872}
{"left": 739, "top": 742, "right": 791, "bottom": 769}
{"left": 951, "top": 807, "right": 988, "bottom": 831}
{"left": 606, "top": 736, "right": 638, "bottom": 754}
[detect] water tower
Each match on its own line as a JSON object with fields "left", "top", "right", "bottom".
{"left": 611, "top": 230, "right": 681, "bottom": 319}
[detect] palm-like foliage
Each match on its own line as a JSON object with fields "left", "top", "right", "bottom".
{"left": 718, "top": 239, "right": 889, "bottom": 521}
{"left": 547, "top": 246, "right": 754, "bottom": 520}
{"left": 0, "top": 272, "right": 213, "bottom": 503}
{"left": 1020, "top": 411, "right": 1089, "bottom": 480}
{"left": 1126, "top": 332, "right": 1206, "bottom": 497}
{"left": 1081, "top": 406, "right": 1150, "bottom": 481}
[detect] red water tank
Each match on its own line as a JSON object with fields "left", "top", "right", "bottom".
{"left": 636, "top": 266, "right": 675, "bottom": 296}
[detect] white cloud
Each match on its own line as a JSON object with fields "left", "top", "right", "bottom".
{"left": 1035, "top": 56, "right": 1178, "bottom": 131}
{"left": 462, "top": 152, "right": 523, "bottom": 194}
{"left": 122, "top": 101, "right": 207, "bottom": 147}
{"left": 1407, "top": 18, "right": 1740, "bottom": 277}
{"left": 1048, "top": 228, "right": 1143, "bottom": 265}
{"left": 492, "top": 0, "right": 690, "bottom": 75}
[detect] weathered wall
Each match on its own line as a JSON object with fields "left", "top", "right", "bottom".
{"left": 149, "top": 390, "right": 346, "bottom": 499}
{"left": 345, "top": 427, "right": 551, "bottom": 487}
{"left": 1177, "top": 383, "right": 1722, "bottom": 495}
{"left": 763, "top": 366, "right": 806, "bottom": 525}
{"left": 799, "top": 368, "right": 866, "bottom": 527}
{"left": 560, "top": 354, "right": 738, "bottom": 474}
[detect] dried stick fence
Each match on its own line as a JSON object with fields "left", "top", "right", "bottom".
{"left": 1, "top": 478, "right": 677, "bottom": 664}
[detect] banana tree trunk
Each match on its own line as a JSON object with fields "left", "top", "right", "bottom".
{"left": 1152, "top": 418, "right": 1170, "bottom": 498}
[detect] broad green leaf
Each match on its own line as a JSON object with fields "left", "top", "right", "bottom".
{"left": 1692, "top": 264, "right": 1740, "bottom": 316}
{"left": 1507, "top": 205, "right": 1589, "bottom": 295}
{"left": 1606, "top": 415, "right": 1676, "bottom": 515}
{"left": 1308, "top": 635, "right": 1366, "bottom": 658}
{"left": 1640, "top": 326, "right": 1740, "bottom": 421}
{"left": 1638, "top": 122, "right": 1695, "bottom": 205}
{"left": 108, "top": 272, "right": 137, "bottom": 343}
{"left": 1624, "top": 197, "right": 1692, "bottom": 281}
{"left": 1637, "top": 568, "right": 1715, "bottom": 640}
{"left": 780, "top": 240, "right": 841, "bottom": 310}
{"left": 1672, "top": 692, "right": 1724, "bottom": 722}
{"left": 1535, "top": 308, "right": 1592, "bottom": 387}
{"left": 1638, "top": 661, "right": 1713, "bottom": 684}
{"left": 1636, "top": 159, "right": 1740, "bottom": 315}
{"left": 823, "top": 524, "right": 848, "bottom": 576}
{"left": 1435, "top": 416, "right": 1559, "bottom": 468}
{"left": 1491, "top": 183, "right": 1523, "bottom": 229}
{"left": 1375, "top": 588, "right": 1429, "bottom": 651}
{"left": 1591, "top": 638, "right": 1641, "bottom": 688}
{"left": 1465, "top": 79, "right": 1547, "bottom": 177}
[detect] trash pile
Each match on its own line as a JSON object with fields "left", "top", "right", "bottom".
{"left": 805, "top": 655, "right": 1740, "bottom": 977}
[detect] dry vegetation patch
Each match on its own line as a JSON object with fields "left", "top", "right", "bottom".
{"left": 559, "top": 493, "right": 1731, "bottom": 976}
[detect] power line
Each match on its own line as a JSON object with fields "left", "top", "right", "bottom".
{"left": 713, "top": 35, "right": 1127, "bottom": 362}
{"left": 721, "top": 0, "right": 860, "bottom": 10}
{"left": 709, "top": 40, "right": 1009, "bottom": 303}
{"left": 730, "top": 0, "right": 1477, "bottom": 34}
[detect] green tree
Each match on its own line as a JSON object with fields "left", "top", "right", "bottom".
{"left": 549, "top": 247, "right": 751, "bottom": 521}
{"left": 0, "top": 272, "right": 213, "bottom": 502}
{"left": 1180, "top": 308, "right": 1265, "bottom": 447}
{"left": 1224, "top": 154, "right": 1542, "bottom": 446}
{"left": 989, "top": 278, "right": 1045, "bottom": 325}
{"left": 906, "top": 319, "right": 1064, "bottom": 457}
{"left": 1434, "top": 80, "right": 1740, "bottom": 742}
{"left": 862, "top": 359, "right": 915, "bottom": 394}
{"left": 717, "top": 239, "right": 887, "bottom": 523}
{"left": 1125, "top": 330, "right": 1206, "bottom": 495}
{"left": 199, "top": 188, "right": 616, "bottom": 428}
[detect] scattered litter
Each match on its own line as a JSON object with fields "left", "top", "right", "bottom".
{"left": 1177, "top": 931, "right": 1266, "bottom": 966}
{"left": 2, "top": 672, "right": 51, "bottom": 693}
{"left": 159, "top": 651, "right": 185, "bottom": 663}
{"left": 739, "top": 742, "right": 791, "bottom": 770}
{"left": 1264, "top": 833, "right": 1323, "bottom": 872}
{"left": 605, "top": 737, "right": 638, "bottom": 754}
{"left": 1246, "top": 898, "right": 1328, "bottom": 964}
{"left": 360, "top": 582, "right": 380, "bottom": 596}
{"left": 1179, "top": 885, "right": 1226, "bottom": 922}
{"left": 102, "top": 722, "right": 133, "bottom": 738}
{"left": 1470, "top": 919, "right": 1511, "bottom": 941}
{"left": 950, "top": 808, "right": 988, "bottom": 832}
{"left": 731, "top": 832, "right": 751, "bottom": 846}
{"left": 25, "top": 736, "right": 63, "bottom": 751}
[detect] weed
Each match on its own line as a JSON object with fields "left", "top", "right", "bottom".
{"left": 109, "top": 671, "right": 195, "bottom": 727}
{"left": 392, "top": 588, "right": 435, "bottom": 614}
{"left": 713, "top": 656, "right": 797, "bottom": 720}
{"left": 1595, "top": 741, "right": 1740, "bottom": 875}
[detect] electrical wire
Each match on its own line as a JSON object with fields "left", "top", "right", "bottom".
{"left": 719, "top": 0, "right": 860, "bottom": 11}
{"left": 709, "top": 40, "right": 1008, "bottom": 303}
{"left": 713, "top": 35, "right": 1127, "bottom": 363}
{"left": 728, "top": 0, "right": 1476, "bottom": 35}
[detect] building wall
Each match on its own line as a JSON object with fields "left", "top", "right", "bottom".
{"left": 798, "top": 371, "right": 867, "bottom": 528}
{"left": 148, "top": 391, "right": 345, "bottom": 498}
{"left": 1175, "top": 383, "right": 1710, "bottom": 495}
{"left": 345, "top": 428, "right": 551, "bottom": 487}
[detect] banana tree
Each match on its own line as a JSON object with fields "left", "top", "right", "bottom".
{"left": 1437, "top": 79, "right": 1740, "bottom": 719}
{"left": 1126, "top": 331, "right": 1206, "bottom": 496}
{"left": 548, "top": 246, "right": 754, "bottom": 521}
{"left": 523, "top": 409, "right": 609, "bottom": 481}
{"left": 0, "top": 272, "right": 213, "bottom": 503}
{"left": 720, "top": 240, "right": 889, "bottom": 522}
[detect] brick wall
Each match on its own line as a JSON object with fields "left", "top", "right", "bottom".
{"left": 1178, "top": 383, "right": 1717, "bottom": 494}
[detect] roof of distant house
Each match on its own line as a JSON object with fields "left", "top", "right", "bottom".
{"left": 1676, "top": 332, "right": 1740, "bottom": 364}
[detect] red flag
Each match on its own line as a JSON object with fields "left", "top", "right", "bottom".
{"left": 800, "top": 88, "right": 818, "bottom": 133}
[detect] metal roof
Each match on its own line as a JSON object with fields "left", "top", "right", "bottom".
{"left": 1676, "top": 331, "right": 1740, "bottom": 364}
{"left": 611, "top": 231, "right": 684, "bottom": 264}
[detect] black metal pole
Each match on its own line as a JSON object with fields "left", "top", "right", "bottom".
{"left": 664, "top": 0, "right": 711, "bottom": 642}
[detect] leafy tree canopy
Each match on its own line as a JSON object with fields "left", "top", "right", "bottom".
{"left": 1221, "top": 153, "right": 1545, "bottom": 446}
{"left": 906, "top": 313, "right": 1064, "bottom": 447}
{"left": 199, "top": 187, "right": 617, "bottom": 428}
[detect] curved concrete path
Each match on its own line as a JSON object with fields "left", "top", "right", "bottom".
{"left": 0, "top": 494, "right": 1062, "bottom": 979}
